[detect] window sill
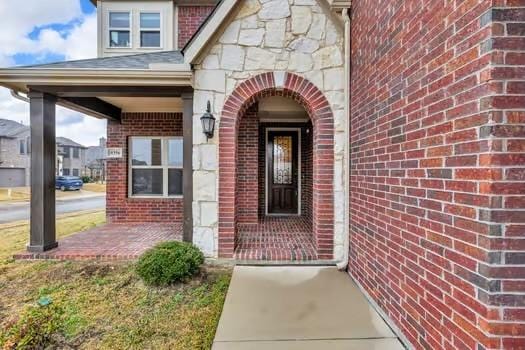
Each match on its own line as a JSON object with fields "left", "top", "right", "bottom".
{"left": 128, "top": 195, "right": 183, "bottom": 199}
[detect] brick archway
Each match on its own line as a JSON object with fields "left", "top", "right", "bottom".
{"left": 218, "top": 72, "right": 334, "bottom": 259}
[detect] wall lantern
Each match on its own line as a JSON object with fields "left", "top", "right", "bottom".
{"left": 201, "top": 100, "right": 216, "bottom": 141}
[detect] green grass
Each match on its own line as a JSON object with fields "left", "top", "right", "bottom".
{"left": 0, "top": 212, "right": 231, "bottom": 349}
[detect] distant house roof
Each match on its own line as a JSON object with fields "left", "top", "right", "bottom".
{"left": 0, "top": 118, "right": 29, "bottom": 138}
{"left": 18, "top": 51, "right": 185, "bottom": 70}
{"left": 56, "top": 137, "right": 86, "bottom": 148}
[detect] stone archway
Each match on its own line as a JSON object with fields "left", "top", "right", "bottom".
{"left": 218, "top": 72, "right": 334, "bottom": 259}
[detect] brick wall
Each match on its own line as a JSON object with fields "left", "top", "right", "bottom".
{"left": 237, "top": 106, "right": 259, "bottom": 223}
{"left": 178, "top": 5, "right": 215, "bottom": 48}
{"left": 350, "top": 1, "right": 525, "bottom": 349}
{"left": 106, "top": 113, "right": 183, "bottom": 223}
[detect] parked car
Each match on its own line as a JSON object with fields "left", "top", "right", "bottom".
{"left": 56, "top": 176, "right": 83, "bottom": 191}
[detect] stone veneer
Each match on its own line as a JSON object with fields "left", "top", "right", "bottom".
{"left": 191, "top": 0, "right": 346, "bottom": 258}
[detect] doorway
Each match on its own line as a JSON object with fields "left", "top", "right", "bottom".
{"left": 266, "top": 128, "right": 300, "bottom": 216}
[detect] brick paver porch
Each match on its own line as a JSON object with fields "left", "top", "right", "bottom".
{"left": 14, "top": 223, "right": 182, "bottom": 261}
{"left": 234, "top": 217, "right": 317, "bottom": 261}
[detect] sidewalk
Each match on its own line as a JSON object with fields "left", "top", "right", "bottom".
{"left": 213, "top": 266, "right": 404, "bottom": 349}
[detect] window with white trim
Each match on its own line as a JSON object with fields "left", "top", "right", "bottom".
{"left": 139, "top": 12, "right": 161, "bottom": 48}
{"left": 109, "top": 12, "right": 131, "bottom": 47}
{"left": 129, "top": 137, "right": 183, "bottom": 197}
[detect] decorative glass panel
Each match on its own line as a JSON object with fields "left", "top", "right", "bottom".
{"left": 132, "top": 169, "right": 163, "bottom": 195}
{"left": 110, "top": 30, "right": 130, "bottom": 47}
{"left": 109, "top": 12, "right": 130, "bottom": 28}
{"left": 140, "top": 13, "right": 160, "bottom": 28}
{"left": 168, "top": 169, "right": 183, "bottom": 195}
{"left": 273, "top": 136, "right": 293, "bottom": 185}
{"left": 167, "top": 139, "right": 183, "bottom": 167}
{"left": 131, "top": 139, "right": 161, "bottom": 166}
{"left": 140, "top": 31, "right": 160, "bottom": 47}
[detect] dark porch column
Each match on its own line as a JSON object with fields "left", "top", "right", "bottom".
{"left": 182, "top": 93, "right": 193, "bottom": 242}
{"left": 27, "top": 91, "right": 57, "bottom": 252}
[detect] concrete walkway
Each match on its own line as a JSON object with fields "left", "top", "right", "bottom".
{"left": 213, "top": 266, "right": 404, "bottom": 349}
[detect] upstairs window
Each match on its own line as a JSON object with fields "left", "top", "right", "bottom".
{"left": 140, "top": 12, "right": 161, "bottom": 48}
{"left": 109, "top": 12, "right": 131, "bottom": 47}
{"left": 73, "top": 147, "right": 80, "bottom": 159}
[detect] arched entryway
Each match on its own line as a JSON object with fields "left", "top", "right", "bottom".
{"left": 218, "top": 72, "right": 334, "bottom": 260}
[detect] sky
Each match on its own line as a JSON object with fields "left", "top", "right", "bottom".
{"left": 0, "top": 0, "right": 106, "bottom": 147}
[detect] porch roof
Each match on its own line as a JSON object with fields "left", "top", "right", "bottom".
{"left": 0, "top": 50, "right": 193, "bottom": 98}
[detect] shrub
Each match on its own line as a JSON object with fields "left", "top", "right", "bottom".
{"left": 81, "top": 176, "right": 91, "bottom": 183}
{"left": 136, "top": 241, "right": 204, "bottom": 286}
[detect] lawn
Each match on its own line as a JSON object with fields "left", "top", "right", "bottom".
{"left": 0, "top": 211, "right": 231, "bottom": 349}
{"left": 0, "top": 184, "right": 106, "bottom": 202}
{"left": 82, "top": 183, "right": 106, "bottom": 193}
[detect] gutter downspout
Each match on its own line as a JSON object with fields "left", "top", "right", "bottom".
{"left": 10, "top": 90, "right": 29, "bottom": 103}
{"left": 337, "top": 7, "right": 351, "bottom": 270}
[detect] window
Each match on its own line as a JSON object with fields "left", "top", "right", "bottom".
{"left": 129, "top": 137, "right": 182, "bottom": 197}
{"left": 63, "top": 168, "right": 70, "bottom": 176}
{"left": 19, "top": 139, "right": 25, "bottom": 154}
{"left": 73, "top": 147, "right": 80, "bottom": 159}
{"left": 72, "top": 169, "right": 79, "bottom": 176}
{"left": 63, "top": 147, "right": 70, "bottom": 158}
{"left": 140, "top": 12, "right": 160, "bottom": 47}
{"left": 109, "top": 12, "right": 131, "bottom": 47}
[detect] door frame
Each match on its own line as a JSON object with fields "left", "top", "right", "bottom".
{"left": 265, "top": 127, "right": 301, "bottom": 216}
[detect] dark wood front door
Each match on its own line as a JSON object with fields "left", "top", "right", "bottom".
{"left": 267, "top": 130, "right": 299, "bottom": 215}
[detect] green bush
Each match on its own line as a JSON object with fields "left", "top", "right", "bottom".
{"left": 81, "top": 176, "right": 91, "bottom": 183}
{"left": 136, "top": 241, "right": 204, "bottom": 286}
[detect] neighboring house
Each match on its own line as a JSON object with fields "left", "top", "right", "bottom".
{"left": 0, "top": 119, "right": 87, "bottom": 185}
{"left": 0, "top": 0, "right": 524, "bottom": 349}
{"left": 56, "top": 137, "right": 87, "bottom": 177}
{"left": 0, "top": 119, "right": 30, "bottom": 187}
{"left": 85, "top": 137, "right": 107, "bottom": 181}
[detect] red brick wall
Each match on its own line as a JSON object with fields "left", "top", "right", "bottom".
{"left": 177, "top": 5, "right": 215, "bottom": 48}
{"left": 237, "top": 106, "right": 259, "bottom": 224}
{"left": 106, "top": 113, "right": 183, "bottom": 223}
{"left": 350, "top": 1, "right": 525, "bottom": 349}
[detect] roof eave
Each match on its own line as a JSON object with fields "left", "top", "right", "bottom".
{"left": 0, "top": 67, "right": 193, "bottom": 93}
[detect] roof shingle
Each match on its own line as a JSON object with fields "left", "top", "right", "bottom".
{"left": 18, "top": 51, "right": 184, "bottom": 70}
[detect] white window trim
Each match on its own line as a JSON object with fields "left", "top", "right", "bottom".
{"left": 139, "top": 11, "right": 162, "bottom": 49}
{"left": 108, "top": 11, "right": 132, "bottom": 49}
{"left": 128, "top": 136, "right": 183, "bottom": 199}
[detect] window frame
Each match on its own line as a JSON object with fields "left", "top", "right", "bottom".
{"left": 108, "top": 11, "right": 132, "bottom": 48}
{"left": 128, "top": 136, "right": 183, "bottom": 199}
{"left": 139, "top": 11, "right": 162, "bottom": 49}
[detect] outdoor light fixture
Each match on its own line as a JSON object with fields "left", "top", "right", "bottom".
{"left": 201, "top": 100, "right": 216, "bottom": 141}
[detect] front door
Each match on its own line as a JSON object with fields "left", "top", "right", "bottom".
{"left": 267, "top": 130, "right": 299, "bottom": 215}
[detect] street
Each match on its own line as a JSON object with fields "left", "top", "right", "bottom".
{"left": 0, "top": 195, "right": 106, "bottom": 224}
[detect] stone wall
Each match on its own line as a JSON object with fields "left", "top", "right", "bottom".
{"left": 191, "top": 0, "right": 346, "bottom": 258}
{"left": 106, "top": 113, "right": 183, "bottom": 223}
{"left": 350, "top": 1, "right": 525, "bottom": 348}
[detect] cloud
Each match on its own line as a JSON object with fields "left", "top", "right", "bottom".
{"left": 0, "top": 0, "right": 84, "bottom": 66}
{"left": 35, "top": 13, "right": 97, "bottom": 61}
{"left": 0, "top": 0, "right": 105, "bottom": 146}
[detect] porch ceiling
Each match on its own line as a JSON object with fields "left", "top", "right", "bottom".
{"left": 99, "top": 96, "right": 184, "bottom": 113}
